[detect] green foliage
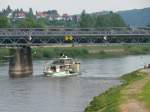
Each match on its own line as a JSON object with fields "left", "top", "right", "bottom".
{"left": 85, "top": 87, "right": 121, "bottom": 112}
{"left": 0, "top": 16, "right": 10, "bottom": 28}
{"left": 32, "top": 48, "right": 44, "bottom": 59}
{"left": 27, "top": 8, "right": 34, "bottom": 18}
{"left": 31, "top": 44, "right": 150, "bottom": 59}
{"left": 1, "top": 8, "right": 126, "bottom": 28}
{"left": 46, "top": 19, "right": 78, "bottom": 27}
{"left": 47, "top": 10, "right": 59, "bottom": 17}
{"left": 0, "top": 48, "right": 9, "bottom": 60}
{"left": 110, "top": 13, "right": 126, "bottom": 27}
{"left": 36, "top": 18, "right": 46, "bottom": 28}
{"left": 95, "top": 13, "right": 126, "bottom": 27}
{"left": 18, "top": 17, "right": 37, "bottom": 28}
{"left": 125, "top": 45, "right": 150, "bottom": 55}
{"left": 79, "top": 11, "right": 126, "bottom": 28}
{"left": 121, "top": 71, "right": 146, "bottom": 85}
{"left": 32, "top": 47, "right": 89, "bottom": 59}
{"left": 79, "top": 10, "right": 95, "bottom": 28}
{"left": 140, "top": 81, "right": 150, "bottom": 107}
{"left": 63, "top": 48, "right": 89, "bottom": 58}
{"left": 18, "top": 17, "right": 46, "bottom": 28}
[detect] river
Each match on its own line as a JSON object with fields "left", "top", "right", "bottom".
{"left": 0, "top": 55, "right": 150, "bottom": 112}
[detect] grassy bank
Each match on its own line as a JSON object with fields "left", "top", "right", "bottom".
{"left": 1, "top": 44, "right": 150, "bottom": 61}
{"left": 32, "top": 44, "right": 150, "bottom": 59}
{"left": 32, "top": 47, "right": 89, "bottom": 59}
{"left": 0, "top": 48, "right": 9, "bottom": 64}
{"left": 140, "top": 76, "right": 150, "bottom": 108}
{"left": 85, "top": 70, "right": 148, "bottom": 112}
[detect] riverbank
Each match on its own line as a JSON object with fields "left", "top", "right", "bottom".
{"left": 0, "top": 48, "right": 9, "bottom": 64}
{"left": 32, "top": 44, "right": 150, "bottom": 59}
{"left": 85, "top": 69, "right": 150, "bottom": 112}
{"left": 1, "top": 44, "right": 150, "bottom": 61}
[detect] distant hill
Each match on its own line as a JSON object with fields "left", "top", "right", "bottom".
{"left": 117, "top": 8, "right": 150, "bottom": 27}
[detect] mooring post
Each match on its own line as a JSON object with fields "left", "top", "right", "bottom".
{"left": 9, "top": 46, "right": 33, "bottom": 78}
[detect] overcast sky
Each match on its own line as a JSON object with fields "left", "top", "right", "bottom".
{"left": 0, "top": 0, "right": 150, "bottom": 15}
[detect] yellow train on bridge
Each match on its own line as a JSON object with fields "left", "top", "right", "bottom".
{"left": 64, "top": 35, "right": 73, "bottom": 41}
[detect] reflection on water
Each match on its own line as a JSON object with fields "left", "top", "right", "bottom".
{"left": 0, "top": 55, "right": 150, "bottom": 112}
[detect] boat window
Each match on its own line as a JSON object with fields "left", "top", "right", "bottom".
{"left": 52, "top": 60, "right": 64, "bottom": 64}
{"left": 64, "top": 59, "right": 73, "bottom": 64}
{"left": 60, "top": 60, "right": 64, "bottom": 63}
{"left": 52, "top": 60, "right": 59, "bottom": 64}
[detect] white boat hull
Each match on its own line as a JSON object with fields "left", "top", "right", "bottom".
{"left": 44, "top": 71, "right": 79, "bottom": 77}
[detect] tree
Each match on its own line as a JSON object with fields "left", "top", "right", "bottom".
{"left": 95, "top": 12, "right": 126, "bottom": 27}
{"left": 0, "top": 16, "right": 10, "bottom": 28}
{"left": 36, "top": 18, "right": 46, "bottom": 28}
{"left": 110, "top": 13, "right": 126, "bottom": 27}
{"left": 19, "top": 18, "right": 36, "bottom": 28}
{"left": 79, "top": 10, "right": 95, "bottom": 28}
{"left": 95, "top": 16, "right": 106, "bottom": 27}
{"left": 18, "top": 17, "right": 46, "bottom": 28}
{"left": 27, "top": 8, "right": 34, "bottom": 18}
{"left": 47, "top": 10, "right": 59, "bottom": 16}
{"left": 6, "top": 5, "right": 12, "bottom": 13}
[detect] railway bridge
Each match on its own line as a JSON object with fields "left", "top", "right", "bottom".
{"left": 0, "top": 27, "right": 150, "bottom": 77}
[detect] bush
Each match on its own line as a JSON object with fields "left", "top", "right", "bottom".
{"left": 32, "top": 47, "right": 89, "bottom": 59}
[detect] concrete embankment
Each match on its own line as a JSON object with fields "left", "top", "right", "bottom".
{"left": 85, "top": 69, "right": 150, "bottom": 112}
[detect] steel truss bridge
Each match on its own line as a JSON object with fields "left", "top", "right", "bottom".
{"left": 0, "top": 27, "right": 150, "bottom": 46}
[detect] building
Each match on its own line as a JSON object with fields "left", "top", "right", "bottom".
{"left": 36, "top": 11, "right": 47, "bottom": 19}
{"left": 62, "top": 13, "right": 73, "bottom": 21}
{"left": 14, "top": 11, "right": 27, "bottom": 19}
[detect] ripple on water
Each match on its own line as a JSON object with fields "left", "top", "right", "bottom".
{"left": 0, "top": 55, "right": 150, "bottom": 112}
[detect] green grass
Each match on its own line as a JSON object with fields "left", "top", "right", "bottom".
{"left": 124, "top": 45, "right": 150, "bottom": 55}
{"left": 121, "top": 70, "right": 146, "bottom": 85}
{"left": 84, "top": 70, "right": 146, "bottom": 112}
{"left": 85, "top": 86, "right": 121, "bottom": 112}
{"left": 32, "top": 47, "right": 89, "bottom": 59}
{"left": 0, "top": 48, "right": 9, "bottom": 62}
{"left": 1, "top": 44, "right": 150, "bottom": 61}
{"left": 31, "top": 44, "right": 150, "bottom": 59}
{"left": 140, "top": 80, "right": 150, "bottom": 108}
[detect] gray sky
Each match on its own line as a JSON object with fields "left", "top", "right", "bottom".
{"left": 0, "top": 0, "right": 150, "bottom": 15}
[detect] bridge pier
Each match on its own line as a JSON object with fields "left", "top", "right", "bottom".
{"left": 9, "top": 47, "right": 33, "bottom": 78}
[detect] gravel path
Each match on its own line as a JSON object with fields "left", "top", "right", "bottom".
{"left": 120, "top": 70, "right": 150, "bottom": 112}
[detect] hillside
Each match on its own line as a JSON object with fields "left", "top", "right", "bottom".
{"left": 118, "top": 7, "right": 150, "bottom": 27}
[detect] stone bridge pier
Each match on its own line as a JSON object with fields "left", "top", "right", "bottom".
{"left": 9, "top": 46, "right": 33, "bottom": 78}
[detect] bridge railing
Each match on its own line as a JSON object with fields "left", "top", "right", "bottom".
{"left": 0, "top": 28, "right": 150, "bottom": 37}
{"left": 0, "top": 31, "right": 150, "bottom": 37}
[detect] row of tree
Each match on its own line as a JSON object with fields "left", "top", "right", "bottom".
{"left": 0, "top": 16, "right": 78, "bottom": 28}
{"left": 0, "top": 17, "right": 10, "bottom": 28}
{"left": 79, "top": 10, "right": 126, "bottom": 27}
{"left": 0, "top": 17, "right": 45, "bottom": 28}
{"left": 1, "top": 5, "right": 150, "bottom": 28}
{"left": 0, "top": 10, "right": 128, "bottom": 28}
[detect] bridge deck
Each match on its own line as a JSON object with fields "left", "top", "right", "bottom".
{"left": 0, "top": 27, "right": 150, "bottom": 46}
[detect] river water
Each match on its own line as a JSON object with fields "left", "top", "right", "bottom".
{"left": 0, "top": 55, "right": 150, "bottom": 112}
